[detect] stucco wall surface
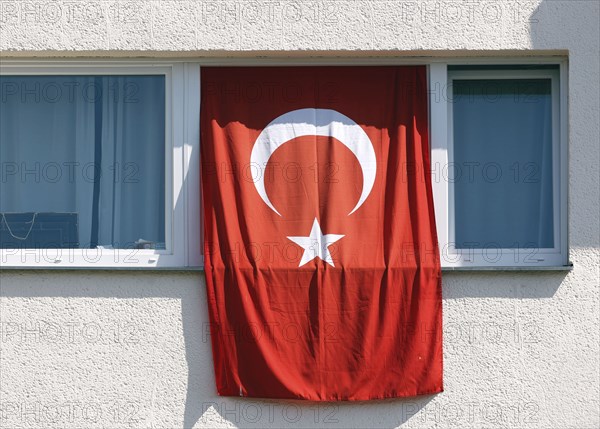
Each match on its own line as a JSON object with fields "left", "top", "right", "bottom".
{"left": 1, "top": 1, "right": 599, "bottom": 428}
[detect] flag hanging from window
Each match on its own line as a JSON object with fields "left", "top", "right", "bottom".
{"left": 201, "top": 66, "right": 442, "bottom": 400}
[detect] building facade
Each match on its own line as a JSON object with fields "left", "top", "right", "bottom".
{"left": 1, "top": 1, "right": 599, "bottom": 428}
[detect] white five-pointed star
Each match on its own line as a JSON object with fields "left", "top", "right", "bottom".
{"left": 287, "top": 218, "right": 344, "bottom": 267}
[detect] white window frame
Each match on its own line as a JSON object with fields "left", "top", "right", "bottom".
{"left": 0, "top": 57, "right": 568, "bottom": 270}
{"left": 0, "top": 61, "right": 202, "bottom": 269}
{"left": 429, "top": 61, "right": 569, "bottom": 268}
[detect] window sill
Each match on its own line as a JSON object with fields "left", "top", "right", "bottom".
{"left": 0, "top": 265, "right": 206, "bottom": 272}
{"left": 1, "top": 265, "right": 574, "bottom": 273}
{"left": 441, "top": 264, "right": 573, "bottom": 272}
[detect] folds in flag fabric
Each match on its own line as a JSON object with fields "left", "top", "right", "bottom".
{"left": 201, "top": 66, "right": 442, "bottom": 400}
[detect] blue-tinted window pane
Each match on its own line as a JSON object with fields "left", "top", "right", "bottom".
{"left": 452, "top": 79, "right": 554, "bottom": 249}
{"left": 0, "top": 75, "right": 165, "bottom": 249}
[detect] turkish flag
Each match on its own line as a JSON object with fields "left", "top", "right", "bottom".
{"left": 201, "top": 66, "right": 442, "bottom": 400}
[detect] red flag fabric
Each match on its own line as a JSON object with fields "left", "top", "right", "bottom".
{"left": 201, "top": 66, "right": 442, "bottom": 400}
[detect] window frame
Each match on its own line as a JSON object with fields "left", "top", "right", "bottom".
{"left": 0, "top": 58, "right": 568, "bottom": 270}
{"left": 429, "top": 61, "right": 569, "bottom": 268}
{"left": 0, "top": 61, "right": 202, "bottom": 269}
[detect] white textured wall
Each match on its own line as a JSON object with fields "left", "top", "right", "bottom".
{"left": 1, "top": 1, "right": 599, "bottom": 428}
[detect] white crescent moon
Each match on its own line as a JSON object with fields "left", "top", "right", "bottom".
{"left": 250, "top": 108, "right": 377, "bottom": 216}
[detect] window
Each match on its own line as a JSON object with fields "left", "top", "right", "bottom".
{"left": 430, "top": 63, "right": 568, "bottom": 268}
{"left": 1, "top": 59, "right": 567, "bottom": 269}
{"left": 0, "top": 63, "right": 201, "bottom": 268}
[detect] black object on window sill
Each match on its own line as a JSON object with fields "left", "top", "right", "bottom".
{"left": 0, "top": 212, "right": 79, "bottom": 249}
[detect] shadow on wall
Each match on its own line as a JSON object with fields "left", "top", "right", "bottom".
{"left": 442, "top": 271, "right": 564, "bottom": 300}
{"left": 0, "top": 266, "right": 567, "bottom": 428}
{"left": 0, "top": 271, "right": 435, "bottom": 428}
